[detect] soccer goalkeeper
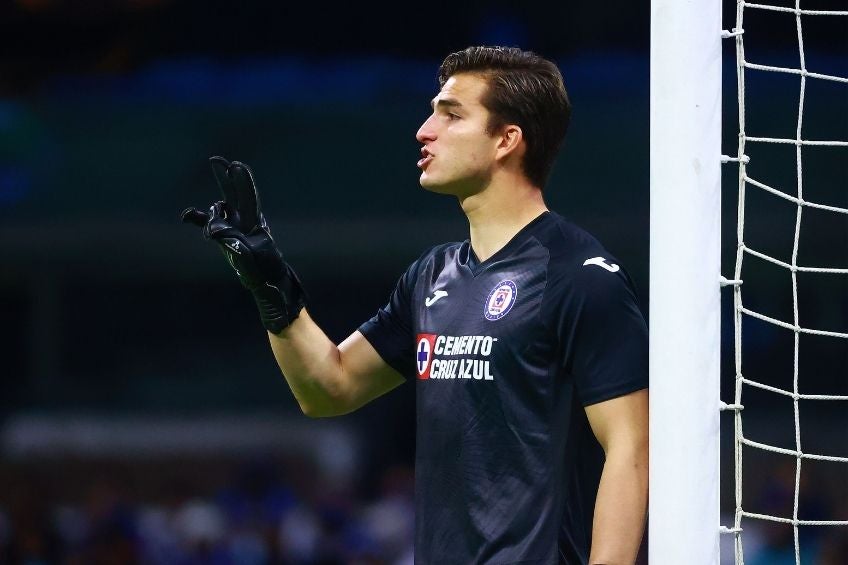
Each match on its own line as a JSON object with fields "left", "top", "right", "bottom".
{"left": 183, "top": 46, "right": 648, "bottom": 565}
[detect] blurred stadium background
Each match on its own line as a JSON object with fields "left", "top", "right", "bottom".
{"left": 0, "top": 0, "right": 844, "bottom": 563}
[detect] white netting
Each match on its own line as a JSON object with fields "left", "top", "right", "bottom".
{"left": 721, "top": 1, "right": 848, "bottom": 563}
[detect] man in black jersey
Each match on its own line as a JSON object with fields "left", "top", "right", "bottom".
{"left": 183, "top": 46, "right": 648, "bottom": 564}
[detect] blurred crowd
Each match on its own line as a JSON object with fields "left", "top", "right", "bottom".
{"left": 0, "top": 457, "right": 414, "bottom": 565}
{"left": 2, "top": 455, "right": 848, "bottom": 563}
{"left": 720, "top": 460, "right": 848, "bottom": 565}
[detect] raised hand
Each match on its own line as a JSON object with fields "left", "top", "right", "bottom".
{"left": 182, "top": 157, "right": 306, "bottom": 333}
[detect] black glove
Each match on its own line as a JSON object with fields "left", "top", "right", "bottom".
{"left": 181, "top": 156, "right": 306, "bottom": 333}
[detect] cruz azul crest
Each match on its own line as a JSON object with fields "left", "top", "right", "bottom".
{"left": 484, "top": 280, "right": 517, "bottom": 321}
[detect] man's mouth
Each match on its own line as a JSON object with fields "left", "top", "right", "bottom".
{"left": 418, "top": 148, "right": 434, "bottom": 169}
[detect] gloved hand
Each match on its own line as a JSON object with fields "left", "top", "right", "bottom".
{"left": 181, "top": 156, "right": 306, "bottom": 333}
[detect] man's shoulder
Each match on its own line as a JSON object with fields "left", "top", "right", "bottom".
{"left": 535, "top": 212, "right": 639, "bottom": 307}
{"left": 399, "top": 241, "right": 464, "bottom": 282}
{"left": 536, "top": 212, "right": 618, "bottom": 273}
{"left": 409, "top": 241, "right": 464, "bottom": 269}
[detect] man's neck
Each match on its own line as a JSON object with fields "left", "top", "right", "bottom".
{"left": 460, "top": 177, "right": 548, "bottom": 263}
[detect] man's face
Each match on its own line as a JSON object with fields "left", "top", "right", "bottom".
{"left": 415, "top": 73, "right": 501, "bottom": 197}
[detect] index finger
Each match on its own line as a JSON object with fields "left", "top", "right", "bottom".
{"left": 209, "top": 156, "right": 238, "bottom": 206}
{"left": 229, "top": 161, "right": 261, "bottom": 231}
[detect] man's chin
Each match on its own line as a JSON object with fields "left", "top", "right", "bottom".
{"left": 419, "top": 175, "right": 455, "bottom": 195}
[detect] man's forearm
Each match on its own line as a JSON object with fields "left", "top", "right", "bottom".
{"left": 267, "top": 308, "right": 351, "bottom": 417}
{"left": 267, "top": 309, "right": 404, "bottom": 417}
{"left": 589, "top": 445, "right": 648, "bottom": 564}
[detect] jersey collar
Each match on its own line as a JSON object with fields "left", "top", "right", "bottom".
{"left": 462, "top": 211, "right": 552, "bottom": 276}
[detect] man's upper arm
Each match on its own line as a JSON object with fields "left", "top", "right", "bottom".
{"left": 566, "top": 262, "right": 648, "bottom": 448}
{"left": 553, "top": 257, "right": 648, "bottom": 407}
{"left": 336, "top": 254, "right": 428, "bottom": 411}
{"left": 337, "top": 330, "right": 406, "bottom": 412}
{"left": 584, "top": 389, "right": 648, "bottom": 453}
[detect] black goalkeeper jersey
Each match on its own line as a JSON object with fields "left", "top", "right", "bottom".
{"left": 359, "top": 211, "right": 648, "bottom": 564}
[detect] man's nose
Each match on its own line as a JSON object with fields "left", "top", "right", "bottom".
{"left": 416, "top": 114, "right": 437, "bottom": 144}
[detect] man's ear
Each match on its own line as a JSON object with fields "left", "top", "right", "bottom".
{"left": 495, "top": 124, "right": 524, "bottom": 161}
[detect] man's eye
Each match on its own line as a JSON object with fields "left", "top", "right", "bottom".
{"left": 447, "top": 113, "right": 461, "bottom": 121}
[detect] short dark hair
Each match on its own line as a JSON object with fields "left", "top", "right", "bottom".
{"left": 438, "top": 46, "right": 571, "bottom": 189}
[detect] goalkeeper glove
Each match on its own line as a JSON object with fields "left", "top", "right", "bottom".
{"left": 181, "top": 156, "right": 306, "bottom": 334}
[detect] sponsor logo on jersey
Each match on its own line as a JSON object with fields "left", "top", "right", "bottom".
{"left": 415, "top": 333, "right": 497, "bottom": 381}
{"left": 484, "top": 280, "right": 517, "bottom": 321}
{"left": 583, "top": 256, "right": 620, "bottom": 272}
{"left": 416, "top": 333, "right": 436, "bottom": 379}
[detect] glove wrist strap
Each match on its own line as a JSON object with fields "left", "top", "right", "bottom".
{"left": 250, "top": 263, "right": 307, "bottom": 334}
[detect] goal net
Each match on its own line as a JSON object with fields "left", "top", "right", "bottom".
{"left": 723, "top": 1, "right": 848, "bottom": 564}
{"left": 650, "top": 1, "right": 847, "bottom": 563}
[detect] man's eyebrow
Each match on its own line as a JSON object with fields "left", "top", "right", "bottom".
{"left": 430, "top": 97, "right": 464, "bottom": 110}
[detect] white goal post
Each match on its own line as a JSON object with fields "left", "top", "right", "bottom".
{"left": 649, "top": 0, "right": 723, "bottom": 563}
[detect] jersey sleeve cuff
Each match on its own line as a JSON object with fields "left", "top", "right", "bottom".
{"left": 581, "top": 380, "right": 648, "bottom": 407}
{"left": 358, "top": 319, "right": 413, "bottom": 380}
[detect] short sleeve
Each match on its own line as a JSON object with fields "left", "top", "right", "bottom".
{"left": 551, "top": 264, "right": 649, "bottom": 406}
{"left": 358, "top": 261, "right": 419, "bottom": 379}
